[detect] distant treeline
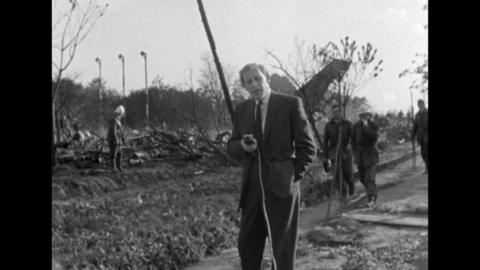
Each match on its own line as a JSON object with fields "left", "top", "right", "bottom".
{"left": 53, "top": 77, "right": 248, "bottom": 137}
{"left": 53, "top": 76, "right": 409, "bottom": 144}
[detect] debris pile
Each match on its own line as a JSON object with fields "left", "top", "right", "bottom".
{"left": 55, "top": 128, "right": 232, "bottom": 168}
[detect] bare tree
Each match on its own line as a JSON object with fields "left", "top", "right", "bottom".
{"left": 267, "top": 41, "right": 337, "bottom": 117}
{"left": 267, "top": 37, "right": 383, "bottom": 116}
{"left": 312, "top": 37, "right": 383, "bottom": 115}
{"left": 399, "top": 4, "right": 428, "bottom": 97}
{"left": 399, "top": 53, "right": 427, "bottom": 96}
{"left": 52, "top": 0, "right": 108, "bottom": 166}
{"left": 266, "top": 50, "right": 302, "bottom": 90}
{"left": 198, "top": 53, "right": 236, "bottom": 132}
{"left": 266, "top": 37, "right": 329, "bottom": 90}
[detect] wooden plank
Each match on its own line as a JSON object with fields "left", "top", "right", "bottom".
{"left": 342, "top": 212, "right": 428, "bottom": 228}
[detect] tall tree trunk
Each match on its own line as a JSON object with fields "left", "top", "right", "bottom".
{"left": 52, "top": 75, "right": 61, "bottom": 168}
{"left": 55, "top": 104, "right": 62, "bottom": 143}
{"left": 52, "top": 100, "right": 57, "bottom": 167}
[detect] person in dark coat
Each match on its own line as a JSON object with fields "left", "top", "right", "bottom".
{"left": 107, "top": 105, "right": 126, "bottom": 172}
{"left": 412, "top": 99, "right": 428, "bottom": 174}
{"left": 228, "top": 63, "right": 316, "bottom": 270}
{"left": 323, "top": 104, "right": 354, "bottom": 198}
{"left": 352, "top": 110, "right": 380, "bottom": 207}
{"left": 71, "top": 121, "right": 83, "bottom": 144}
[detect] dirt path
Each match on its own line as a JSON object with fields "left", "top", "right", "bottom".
{"left": 299, "top": 154, "right": 419, "bottom": 232}
{"left": 295, "top": 159, "right": 428, "bottom": 270}
{"left": 184, "top": 154, "right": 427, "bottom": 270}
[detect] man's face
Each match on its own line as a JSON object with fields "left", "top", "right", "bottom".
{"left": 331, "top": 107, "right": 341, "bottom": 119}
{"left": 360, "top": 114, "right": 371, "bottom": 121}
{"left": 242, "top": 67, "right": 271, "bottom": 101}
{"left": 418, "top": 101, "right": 425, "bottom": 111}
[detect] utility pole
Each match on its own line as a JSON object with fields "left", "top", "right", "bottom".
{"left": 196, "top": 0, "right": 234, "bottom": 123}
{"left": 118, "top": 54, "right": 125, "bottom": 97}
{"left": 140, "top": 51, "right": 149, "bottom": 127}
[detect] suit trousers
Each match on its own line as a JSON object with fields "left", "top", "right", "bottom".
{"left": 330, "top": 156, "right": 353, "bottom": 197}
{"left": 238, "top": 155, "right": 299, "bottom": 270}
{"left": 109, "top": 143, "right": 122, "bottom": 170}
{"left": 420, "top": 141, "right": 428, "bottom": 173}
{"left": 357, "top": 165, "right": 377, "bottom": 199}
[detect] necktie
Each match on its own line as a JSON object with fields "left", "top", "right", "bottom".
{"left": 254, "top": 100, "right": 263, "bottom": 145}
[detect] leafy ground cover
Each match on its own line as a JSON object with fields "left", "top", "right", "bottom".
{"left": 53, "top": 167, "right": 242, "bottom": 270}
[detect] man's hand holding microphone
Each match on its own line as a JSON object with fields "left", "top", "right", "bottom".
{"left": 241, "top": 134, "right": 258, "bottom": 153}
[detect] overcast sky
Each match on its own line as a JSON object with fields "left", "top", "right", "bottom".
{"left": 53, "top": 0, "right": 428, "bottom": 113}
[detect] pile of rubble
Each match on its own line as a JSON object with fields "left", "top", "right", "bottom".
{"left": 55, "top": 128, "right": 232, "bottom": 168}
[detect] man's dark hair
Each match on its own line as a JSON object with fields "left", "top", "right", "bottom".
{"left": 417, "top": 99, "right": 425, "bottom": 105}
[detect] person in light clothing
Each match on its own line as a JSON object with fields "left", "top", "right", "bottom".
{"left": 107, "top": 105, "right": 126, "bottom": 172}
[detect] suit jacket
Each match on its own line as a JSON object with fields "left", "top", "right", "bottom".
{"left": 228, "top": 92, "right": 316, "bottom": 209}
{"left": 352, "top": 120, "right": 379, "bottom": 168}
{"left": 413, "top": 109, "right": 428, "bottom": 144}
{"left": 323, "top": 119, "right": 353, "bottom": 161}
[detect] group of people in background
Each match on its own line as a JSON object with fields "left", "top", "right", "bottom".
{"left": 322, "top": 104, "right": 380, "bottom": 207}
{"left": 322, "top": 98, "right": 429, "bottom": 208}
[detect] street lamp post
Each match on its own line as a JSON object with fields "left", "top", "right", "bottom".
{"left": 118, "top": 54, "right": 125, "bottom": 97}
{"left": 95, "top": 57, "right": 102, "bottom": 100}
{"left": 140, "top": 51, "right": 149, "bottom": 127}
{"left": 95, "top": 57, "right": 103, "bottom": 128}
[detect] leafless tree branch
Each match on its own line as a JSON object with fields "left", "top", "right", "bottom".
{"left": 51, "top": 0, "right": 108, "bottom": 165}
{"left": 265, "top": 50, "right": 302, "bottom": 89}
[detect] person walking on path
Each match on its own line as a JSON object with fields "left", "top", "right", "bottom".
{"left": 323, "top": 104, "right": 355, "bottom": 199}
{"left": 352, "top": 110, "right": 380, "bottom": 207}
{"left": 412, "top": 99, "right": 428, "bottom": 174}
{"left": 107, "top": 105, "right": 126, "bottom": 172}
{"left": 228, "top": 63, "right": 316, "bottom": 270}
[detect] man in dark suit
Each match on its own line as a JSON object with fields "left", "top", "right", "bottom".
{"left": 412, "top": 99, "right": 428, "bottom": 174}
{"left": 323, "top": 104, "right": 354, "bottom": 199}
{"left": 352, "top": 111, "right": 380, "bottom": 207}
{"left": 228, "top": 63, "right": 316, "bottom": 270}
